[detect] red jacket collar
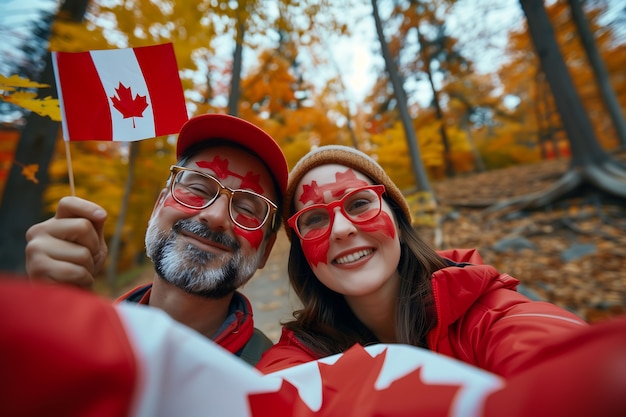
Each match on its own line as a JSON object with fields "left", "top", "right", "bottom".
{"left": 116, "top": 284, "right": 254, "bottom": 355}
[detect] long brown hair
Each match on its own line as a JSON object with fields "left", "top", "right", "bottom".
{"left": 283, "top": 196, "right": 448, "bottom": 357}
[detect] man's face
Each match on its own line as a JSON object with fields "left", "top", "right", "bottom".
{"left": 145, "top": 145, "right": 278, "bottom": 298}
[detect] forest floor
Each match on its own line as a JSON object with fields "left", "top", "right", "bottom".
{"left": 420, "top": 152, "right": 626, "bottom": 324}
{"left": 106, "top": 152, "right": 626, "bottom": 341}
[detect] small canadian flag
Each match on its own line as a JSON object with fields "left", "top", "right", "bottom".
{"left": 52, "top": 43, "right": 188, "bottom": 142}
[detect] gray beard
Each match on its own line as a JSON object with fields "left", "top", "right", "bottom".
{"left": 144, "top": 217, "right": 263, "bottom": 298}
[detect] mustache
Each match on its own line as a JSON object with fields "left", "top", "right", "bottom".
{"left": 172, "top": 219, "right": 240, "bottom": 251}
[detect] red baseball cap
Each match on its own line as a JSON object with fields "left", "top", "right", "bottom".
{"left": 176, "top": 113, "right": 288, "bottom": 199}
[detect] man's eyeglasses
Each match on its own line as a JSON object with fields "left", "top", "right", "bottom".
{"left": 169, "top": 165, "right": 277, "bottom": 231}
{"left": 288, "top": 185, "right": 385, "bottom": 241}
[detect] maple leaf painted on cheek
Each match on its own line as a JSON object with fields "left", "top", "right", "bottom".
{"left": 110, "top": 82, "right": 149, "bottom": 127}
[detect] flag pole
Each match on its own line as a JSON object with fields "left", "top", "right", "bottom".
{"left": 64, "top": 140, "right": 75, "bottom": 196}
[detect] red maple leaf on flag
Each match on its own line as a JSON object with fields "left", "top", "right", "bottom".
{"left": 110, "top": 82, "right": 149, "bottom": 127}
{"left": 247, "top": 344, "right": 462, "bottom": 417}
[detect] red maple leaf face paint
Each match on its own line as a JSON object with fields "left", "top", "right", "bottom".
{"left": 299, "top": 170, "right": 369, "bottom": 205}
{"left": 297, "top": 168, "right": 395, "bottom": 266}
{"left": 163, "top": 193, "right": 197, "bottom": 215}
{"left": 171, "top": 184, "right": 205, "bottom": 210}
{"left": 193, "top": 158, "right": 267, "bottom": 248}
{"left": 358, "top": 211, "right": 395, "bottom": 238}
{"left": 234, "top": 228, "right": 263, "bottom": 249}
{"left": 196, "top": 157, "right": 264, "bottom": 194}
{"left": 301, "top": 237, "right": 330, "bottom": 267}
{"left": 163, "top": 194, "right": 264, "bottom": 249}
{"left": 233, "top": 217, "right": 264, "bottom": 250}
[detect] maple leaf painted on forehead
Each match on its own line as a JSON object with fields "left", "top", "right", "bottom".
{"left": 240, "top": 172, "right": 264, "bottom": 194}
{"left": 198, "top": 156, "right": 230, "bottom": 179}
{"left": 332, "top": 170, "right": 369, "bottom": 197}
{"left": 110, "top": 82, "right": 149, "bottom": 128}
{"left": 299, "top": 169, "right": 370, "bottom": 204}
{"left": 196, "top": 157, "right": 265, "bottom": 193}
{"left": 299, "top": 181, "right": 323, "bottom": 205}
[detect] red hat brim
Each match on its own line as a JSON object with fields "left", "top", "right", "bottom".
{"left": 176, "top": 114, "right": 288, "bottom": 197}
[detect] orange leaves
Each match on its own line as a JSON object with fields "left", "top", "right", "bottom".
{"left": 20, "top": 164, "right": 40, "bottom": 184}
{"left": 0, "top": 74, "right": 49, "bottom": 89}
{"left": 11, "top": 160, "right": 40, "bottom": 185}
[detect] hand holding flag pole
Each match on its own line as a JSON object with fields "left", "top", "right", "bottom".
{"left": 52, "top": 43, "right": 188, "bottom": 195}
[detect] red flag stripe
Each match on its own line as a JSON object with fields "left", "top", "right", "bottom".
{"left": 53, "top": 51, "right": 113, "bottom": 141}
{"left": 134, "top": 44, "right": 187, "bottom": 137}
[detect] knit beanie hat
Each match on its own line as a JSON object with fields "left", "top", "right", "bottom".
{"left": 284, "top": 145, "right": 411, "bottom": 240}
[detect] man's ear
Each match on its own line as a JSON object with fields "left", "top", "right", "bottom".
{"left": 256, "top": 232, "right": 278, "bottom": 269}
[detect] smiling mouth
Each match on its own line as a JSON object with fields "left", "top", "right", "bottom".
{"left": 334, "top": 249, "right": 374, "bottom": 265}
{"left": 181, "top": 232, "right": 230, "bottom": 253}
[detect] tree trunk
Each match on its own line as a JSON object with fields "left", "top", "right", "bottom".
{"left": 519, "top": 0, "right": 609, "bottom": 167}
{"left": 416, "top": 27, "right": 455, "bottom": 177}
{"left": 484, "top": 0, "right": 626, "bottom": 215}
{"left": 371, "top": 0, "right": 433, "bottom": 194}
{"left": 460, "top": 113, "right": 486, "bottom": 172}
{"left": 0, "top": 55, "right": 59, "bottom": 273}
{"left": 106, "top": 141, "right": 139, "bottom": 290}
{"left": 0, "top": 0, "right": 90, "bottom": 273}
{"left": 567, "top": 0, "right": 626, "bottom": 148}
{"left": 228, "top": 5, "right": 245, "bottom": 117}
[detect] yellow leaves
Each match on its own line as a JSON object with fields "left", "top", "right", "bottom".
{"left": 0, "top": 74, "right": 49, "bottom": 90}
{"left": 3, "top": 92, "right": 61, "bottom": 121}
{"left": 0, "top": 75, "right": 61, "bottom": 121}
{"left": 405, "top": 190, "right": 438, "bottom": 228}
{"left": 49, "top": 19, "right": 111, "bottom": 52}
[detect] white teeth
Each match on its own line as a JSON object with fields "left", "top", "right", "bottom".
{"left": 334, "top": 249, "right": 373, "bottom": 265}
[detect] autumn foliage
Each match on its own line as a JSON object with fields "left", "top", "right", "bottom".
{"left": 1, "top": 0, "right": 624, "bottom": 284}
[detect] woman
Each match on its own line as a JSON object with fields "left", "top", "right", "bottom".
{"left": 256, "top": 145, "right": 588, "bottom": 377}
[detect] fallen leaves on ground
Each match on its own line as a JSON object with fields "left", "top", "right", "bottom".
{"left": 414, "top": 155, "right": 626, "bottom": 323}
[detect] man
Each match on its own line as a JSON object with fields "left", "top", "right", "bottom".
{"left": 25, "top": 113, "right": 288, "bottom": 365}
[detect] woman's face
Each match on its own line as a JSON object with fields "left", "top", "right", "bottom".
{"left": 292, "top": 164, "right": 401, "bottom": 299}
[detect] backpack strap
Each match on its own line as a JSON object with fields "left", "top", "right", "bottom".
{"left": 237, "top": 328, "right": 274, "bottom": 366}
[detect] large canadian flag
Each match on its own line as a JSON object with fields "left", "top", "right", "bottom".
{"left": 1, "top": 278, "right": 625, "bottom": 417}
{"left": 52, "top": 43, "right": 188, "bottom": 141}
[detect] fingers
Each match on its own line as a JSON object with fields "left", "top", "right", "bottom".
{"left": 25, "top": 196, "right": 108, "bottom": 289}
{"left": 26, "top": 242, "right": 97, "bottom": 289}
{"left": 55, "top": 196, "right": 107, "bottom": 237}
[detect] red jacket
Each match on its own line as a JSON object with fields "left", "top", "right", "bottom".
{"left": 117, "top": 284, "right": 270, "bottom": 362}
{"left": 256, "top": 249, "right": 587, "bottom": 376}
